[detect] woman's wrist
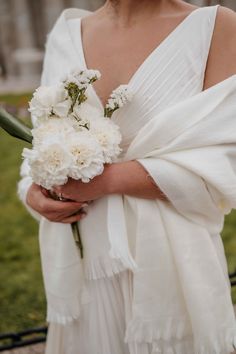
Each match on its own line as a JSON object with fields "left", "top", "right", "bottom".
{"left": 103, "top": 161, "right": 142, "bottom": 196}
{"left": 103, "top": 162, "right": 121, "bottom": 195}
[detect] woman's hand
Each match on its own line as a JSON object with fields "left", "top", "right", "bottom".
{"left": 26, "top": 183, "right": 87, "bottom": 223}
{"left": 52, "top": 164, "right": 113, "bottom": 203}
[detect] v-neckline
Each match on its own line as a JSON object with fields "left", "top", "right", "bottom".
{"left": 74, "top": 6, "right": 202, "bottom": 111}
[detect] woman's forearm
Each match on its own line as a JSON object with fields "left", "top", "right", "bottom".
{"left": 52, "top": 160, "right": 169, "bottom": 203}
{"left": 106, "top": 160, "right": 169, "bottom": 201}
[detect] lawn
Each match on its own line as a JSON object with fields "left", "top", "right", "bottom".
{"left": 0, "top": 94, "right": 46, "bottom": 333}
{"left": 0, "top": 94, "right": 235, "bottom": 334}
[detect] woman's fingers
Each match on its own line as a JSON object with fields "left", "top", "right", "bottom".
{"left": 26, "top": 183, "right": 89, "bottom": 222}
{"left": 40, "top": 196, "right": 89, "bottom": 222}
{"left": 39, "top": 196, "right": 83, "bottom": 213}
{"left": 39, "top": 188, "right": 88, "bottom": 211}
{"left": 54, "top": 205, "right": 88, "bottom": 220}
{"left": 40, "top": 186, "right": 51, "bottom": 198}
{"left": 42, "top": 206, "right": 87, "bottom": 223}
{"left": 60, "top": 211, "right": 87, "bottom": 224}
{"left": 42, "top": 202, "right": 87, "bottom": 221}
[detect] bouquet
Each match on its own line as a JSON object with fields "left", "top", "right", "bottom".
{"left": 0, "top": 68, "right": 133, "bottom": 258}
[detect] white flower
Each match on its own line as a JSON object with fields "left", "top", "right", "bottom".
{"left": 29, "top": 84, "right": 70, "bottom": 124}
{"left": 73, "top": 102, "right": 102, "bottom": 120}
{"left": 90, "top": 117, "right": 122, "bottom": 163}
{"left": 105, "top": 85, "right": 133, "bottom": 116}
{"left": 32, "top": 118, "right": 74, "bottom": 146}
{"left": 22, "top": 142, "right": 72, "bottom": 189}
{"left": 66, "top": 131, "right": 105, "bottom": 182}
{"left": 69, "top": 102, "right": 102, "bottom": 130}
{"left": 111, "top": 85, "right": 133, "bottom": 102}
{"left": 106, "top": 98, "right": 116, "bottom": 110}
{"left": 63, "top": 68, "right": 101, "bottom": 90}
{"left": 25, "top": 71, "right": 123, "bottom": 191}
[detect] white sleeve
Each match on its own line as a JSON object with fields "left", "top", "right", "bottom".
{"left": 17, "top": 158, "right": 42, "bottom": 222}
{"left": 17, "top": 30, "right": 54, "bottom": 221}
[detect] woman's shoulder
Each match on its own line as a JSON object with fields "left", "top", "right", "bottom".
{"left": 215, "top": 5, "right": 236, "bottom": 26}
{"left": 203, "top": 5, "right": 236, "bottom": 90}
{"left": 209, "top": 5, "right": 236, "bottom": 60}
{"left": 213, "top": 5, "right": 236, "bottom": 45}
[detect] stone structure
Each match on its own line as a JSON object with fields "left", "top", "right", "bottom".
{"left": 0, "top": 0, "right": 235, "bottom": 84}
{"left": 0, "top": 0, "right": 104, "bottom": 82}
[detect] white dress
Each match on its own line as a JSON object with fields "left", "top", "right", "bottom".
{"left": 42, "top": 5, "right": 226, "bottom": 354}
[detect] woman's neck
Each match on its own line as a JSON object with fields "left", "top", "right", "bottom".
{"left": 102, "top": 0, "right": 182, "bottom": 26}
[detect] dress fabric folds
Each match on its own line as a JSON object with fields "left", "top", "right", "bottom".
{"left": 17, "top": 4, "right": 236, "bottom": 354}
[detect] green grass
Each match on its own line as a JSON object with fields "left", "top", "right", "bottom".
{"left": 0, "top": 94, "right": 235, "bottom": 334}
{"left": 0, "top": 94, "right": 46, "bottom": 333}
{"left": 0, "top": 128, "right": 46, "bottom": 332}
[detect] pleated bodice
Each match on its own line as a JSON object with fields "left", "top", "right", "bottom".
{"left": 67, "top": 5, "right": 219, "bottom": 151}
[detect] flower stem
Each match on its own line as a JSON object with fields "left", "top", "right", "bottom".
{"left": 48, "top": 190, "right": 84, "bottom": 259}
{"left": 71, "top": 222, "right": 83, "bottom": 259}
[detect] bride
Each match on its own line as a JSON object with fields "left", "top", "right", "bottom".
{"left": 18, "top": 0, "right": 236, "bottom": 353}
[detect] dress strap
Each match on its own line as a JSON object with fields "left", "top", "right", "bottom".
{"left": 200, "top": 5, "right": 220, "bottom": 83}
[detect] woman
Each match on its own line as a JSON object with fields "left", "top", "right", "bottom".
{"left": 18, "top": 0, "right": 236, "bottom": 353}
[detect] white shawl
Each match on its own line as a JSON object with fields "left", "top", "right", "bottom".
{"left": 18, "top": 8, "right": 236, "bottom": 354}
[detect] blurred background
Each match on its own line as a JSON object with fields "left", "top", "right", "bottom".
{"left": 0, "top": 0, "right": 235, "bottom": 351}
{"left": 0, "top": 0, "right": 236, "bottom": 89}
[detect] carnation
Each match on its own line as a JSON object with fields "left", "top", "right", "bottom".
{"left": 22, "top": 142, "right": 72, "bottom": 189}
{"left": 32, "top": 118, "right": 74, "bottom": 146}
{"left": 66, "top": 131, "right": 105, "bottom": 182}
{"left": 90, "top": 117, "right": 122, "bottom": 163}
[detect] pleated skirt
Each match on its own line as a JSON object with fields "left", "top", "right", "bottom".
{"left": 45, "top": 270, "right": 153, "bottom": 354}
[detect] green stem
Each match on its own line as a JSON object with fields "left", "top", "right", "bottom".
{"left": 71, "top": 222, "right": 83, "bottom": 259}
{"left": 49, "top": 191, "right": 84, "bottom": 259}
{"left": 0, "top": 106, "right": 32, "bottom": 144}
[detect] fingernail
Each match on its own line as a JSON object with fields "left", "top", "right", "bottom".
{"left": 82, "top": 203, "right": 88, "bottom": 207}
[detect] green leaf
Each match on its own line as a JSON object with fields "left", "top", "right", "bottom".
{"left": 0, "top": 106, "right": 32, "bottom": 144}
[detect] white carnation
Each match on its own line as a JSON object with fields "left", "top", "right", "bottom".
{"left": 32, "top": 118, "right": 74, "bottom": 146}
{"left": 67, "top": 131, "right": 105, "bottom": 182}
{"left": 90, "top": 117, "right": 122, "bottom": 163}
{"left": 29, "top": 84, "right": 70, "bottom": 124}
{"left": 22, "top": 142, "right": 72, "bottom": 189}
